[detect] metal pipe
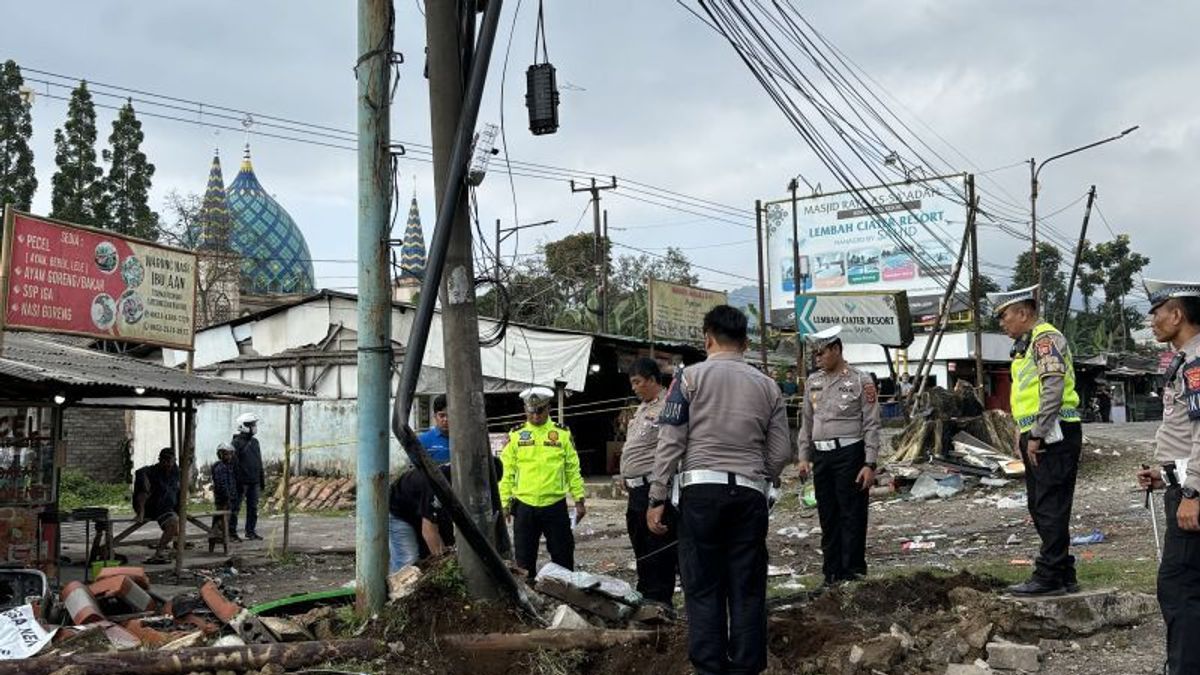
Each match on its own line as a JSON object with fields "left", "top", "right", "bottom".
{"left": 354, "top": 0, "right": 393, "bottom": 615}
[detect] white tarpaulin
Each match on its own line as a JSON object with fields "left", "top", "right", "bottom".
{"left": 0, "top": 604, "right": 55, "bottom": 660}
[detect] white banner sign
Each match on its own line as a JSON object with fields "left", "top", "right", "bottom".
{"left": 766, "top": 176, "right": 967, "bottom": 311}
{"left": 0, "top": 604, "right": 55, "bottom": 660}
{"left": 795, "top": 292, "right": 913, "bottom": 347}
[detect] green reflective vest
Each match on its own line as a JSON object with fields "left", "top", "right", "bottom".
{"left": 1010, "top": 321, "right": 1081, "bottom": 432}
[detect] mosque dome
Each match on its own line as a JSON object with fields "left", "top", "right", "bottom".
{"left": 224, "top": 145, "right": 315, "bottom": 294}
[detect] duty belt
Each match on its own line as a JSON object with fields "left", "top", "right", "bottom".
{"left": 623, "top": 474, "right": 650, "bottom": 489}
{"left": 813, "top": 437, "right": 863, "bottom": 452}
{"left": 678, "top": 469, "right": 769, "bottom": 496}
{"left": 1163, "top": 459, "right": 1191, "bottom": 488}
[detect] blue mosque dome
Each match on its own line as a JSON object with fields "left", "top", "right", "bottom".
{"left": 224, "top": 145, "right": 315, "bottom": 294}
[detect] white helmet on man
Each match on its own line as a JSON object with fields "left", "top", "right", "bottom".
{"left": 236, "top": 412, "right": 260, "bottom": 435}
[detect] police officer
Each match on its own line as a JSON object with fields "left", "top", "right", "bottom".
{"left": 647, "top": 305, "right": 792, "bottom": 675}
{"left": 620, "top": 357, "right": 676, "bottom": 605}
{"left": 499, "top": 386, "right": 586, "bottom": 581}
{"left": 1135, "top": 279, "right": 1200, "bottom": 674}
{"left": 987, "top": 284, "right": 1083, "bottom": 595}
{"left": 796, "top": 325, "right": 881, "bottom": 585}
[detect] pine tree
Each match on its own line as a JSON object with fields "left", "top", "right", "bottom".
{"left": 50, "top": 81, "right": 105, "bottom": 226}
{"left": 0, "top": 60, "right": 37, "bottom": 211}
{"left": 102, "top": 100, "right": 158, "bottom": 240}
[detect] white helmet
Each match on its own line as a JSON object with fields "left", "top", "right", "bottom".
{"left": 236, "top": 412, "right": 260, "bottom": 435}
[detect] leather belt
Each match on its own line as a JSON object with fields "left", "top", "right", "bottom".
{"left": 813, "top": 437, "right": 863, "bottom": 452}
{"left": 679, "top": 470, "right": 769, "bottom": 496}
{"left": 623, "top": 475, "right": 650, "bottom": 489}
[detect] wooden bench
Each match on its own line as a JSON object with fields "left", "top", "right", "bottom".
{"left": 90, "top": 510, "right": 232, "bottom": 562}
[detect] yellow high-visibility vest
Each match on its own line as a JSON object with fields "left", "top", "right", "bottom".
{"left": 1010, "top": 321, "right": 1081, "bottom": 433}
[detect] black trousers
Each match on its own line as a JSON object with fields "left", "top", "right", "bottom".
{"left": 1019, "top": 421, "right": 1082, "bottom": 585}
{"left": 626, "top": 483, "right": 679, "bottom": 604}
{"left": 812, "top": 442, "right": 869, "bottom": 582}
{"left": 678, "top": 483, "right": 768, "bottom": 675}
{"left": 512, "top": 499, "right": 574, "bottom": 581}
{"left": 1159, "top": 486, "right": 1200, "bottom": 675}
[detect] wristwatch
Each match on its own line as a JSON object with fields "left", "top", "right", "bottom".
{"left": 1182, "top": 486, "right": 1199, "bottom": 500}
{"left": 649, "top": 498, "right": 667, "bottom": 508}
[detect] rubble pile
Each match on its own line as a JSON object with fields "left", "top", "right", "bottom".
{"left": 889, "top": 386, "right": 1021, "bottom": 475}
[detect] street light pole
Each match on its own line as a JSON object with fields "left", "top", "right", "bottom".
{"left": 788, "top": 177, "right": 804, "bottom": 391}
{"left": 1029, "top": 125, "right": 1138, "bottom": 299}
{"left": 492, "top": 218, "right": 556, "bottom": 317}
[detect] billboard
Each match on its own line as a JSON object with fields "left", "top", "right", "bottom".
{"left": 647, "top": 279, "right": 727, "bottom": 342}
{"left": 794, "top": 291, "right": 914, "bottom": 348}
{"left": 765, "top": 176, "right": 967, "bottom": 313}
{"left": 1, "top": 210, "right": 198, "bottom": 350}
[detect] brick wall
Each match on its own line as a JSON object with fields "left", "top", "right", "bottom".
{"left": 61, "top": 409, "right": 131, "bottom": 484}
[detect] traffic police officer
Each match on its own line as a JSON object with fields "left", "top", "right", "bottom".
{"left": 499, "top": 386, "right": 586, "bottom": 581}
{"left": 647, "top": 305, "right": 792, "bottom": 675}
{"left": 1135, "top": 278, "right": 1200, "bottom": 675}
{"left": 796, "top": 325, "right": 881, "bottom": 585}
{"left": 620, "top": 357, "right": 677, "bottom": 605}
{"left": 988, "top": 284, "right": 1083, "bottom": 595}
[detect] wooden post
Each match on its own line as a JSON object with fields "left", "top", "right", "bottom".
{"left": 282, "top": 403, "right": 292, "bottom": 553}
{"left": 646, "top": 277, "right": 655, "bottom": 359}
{"left": 174, "top": 397, "right": 194, "bottom": 577}
{"left": 967, "top": 175, "right": 985, "bottom": 402}
{"left": 754, "top": 200, "right": 768, "bottom": 368}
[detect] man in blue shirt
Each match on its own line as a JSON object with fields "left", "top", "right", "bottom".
{"left": 418, "top": 395, "right": 451, "bottom": 464}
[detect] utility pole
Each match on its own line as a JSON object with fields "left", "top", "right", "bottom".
{"left": 1029, "top": 158, "right": 1038, "bottom": 291}
{"left": 966, "top": 175, "right": 984, "bottom": 399}
{"left": 493, "top": 218, "right": 556, "bottom": 318}
{"left": 1062, "top": 185, "right": 1096, "bottom": 335}
{"left": 788, "top": 178, "right": 805, "bottom": 390}
{"left": 602, "top": 209, "right": 609, "bottom": 333}
{"left": 354, "top": 0, "right": 392, "bottom": 615}
{"left": 754, "top": 200, "right": 768, "bottom": 368}
{"left": 570, "top": 176, "right": 617, "bottom": 333}
{"left": 427, "top": 0, "right": 499, "bottom": 599}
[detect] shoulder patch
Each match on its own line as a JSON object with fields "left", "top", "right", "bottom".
{"left": 863, "top": 382, "right": 878, "bottom": 404}
{"left": 1034, "top": 336, "right": 1066, "bottom": 375}
{"left": 1184, "top": 358, "right": 1200, "bottom": 420}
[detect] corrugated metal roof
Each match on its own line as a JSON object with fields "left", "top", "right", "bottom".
{"left": 0, "top": 332, "right": 295, "bottom": 400}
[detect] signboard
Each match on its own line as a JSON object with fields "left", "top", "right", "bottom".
{"left": 648, "top": 279, "right": 728, "bottom": 342}
{"left": 765, "top": 175, "right": 968, "bottom": 312}
{"left": 794, "top": 291, "right": 914, "bottom": 348}
{"left": 1, "top": 210, "right": 198, "bottom": 349}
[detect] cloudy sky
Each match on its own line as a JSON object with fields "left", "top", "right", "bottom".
{"left": 5, "top": 1, "right": 1196, "bottom": 310}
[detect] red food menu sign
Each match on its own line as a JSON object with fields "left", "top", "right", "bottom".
{"left": 1, "top": 210, "right": 197, "bottom": 349}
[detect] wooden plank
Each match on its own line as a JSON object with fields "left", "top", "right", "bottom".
{"left": 442, "top": 629, "right": 656, "bottom": 652}
{"left": 534, "top": 577, "right": 630, "bottom": 622}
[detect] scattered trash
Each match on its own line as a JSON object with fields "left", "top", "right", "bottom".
{"left": 901, "top": 541, "right": 937, "bottom": 552}
{"left": 1009, "top": 559, "right": 1034, "bottom": 566}
{"left": 1005, "top": 534, "right": 1022, "bottom": 545}
{"left": 800, "top": 483, "right": 818, "bottom": 508}
{"left": 981, "top": 477, "right": 1012, "bottom": 488}
{"left": 0, "top": 604, "right": 56, "bottom": 659}
{"left": 996, "top": 494, "right": 1028, "bottom": 509}
{"left": 776, "top": 526, "right": 810, "bottom": 539}
{"left": 767, "top": 565, "right": 795, "bottom": 577}
{"left": 1070, "top": 529, "right": 1106, "bottom": 545}
{"left": 910, "top": 473, "right": 965, "bottom": 500}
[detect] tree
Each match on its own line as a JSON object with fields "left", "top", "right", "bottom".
{"left": 101, "top": 100, "right": 158, "bottom": 240}
{"left": 159, "top": 191, "right": 240, "bottom": 327}
{"left": 1009, "top": 243, "right": 1067, "bottom": 329}
{"left": 0, "top": 60, "right": 36, "bottom": 211}
{"left": 50, "top": 81, "right": 105, "bottom": 226}
{"left": 1076, "top": 234, "right": 1150, "bottom": 352}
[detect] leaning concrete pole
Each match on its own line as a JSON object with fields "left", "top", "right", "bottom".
{"left": 355, "top": 0, "right": 393, "bottom": 615}
{"left": 426, "top": 0, "right": 501, "bottom": 600}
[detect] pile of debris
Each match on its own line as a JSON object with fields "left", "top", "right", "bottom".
{"left": 889, "top": 386, "right": 1022, "bottom": 477}
{"left": 264, "top": 476, "right": 356, "bottom": 513}
{"left": 2, "top": 566, "right": 386, "bottom": 674}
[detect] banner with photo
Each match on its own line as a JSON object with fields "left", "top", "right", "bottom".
{"left": 764, "top": 175, "right": 968, "bottom": 313}
{"left": 1, "top": 210, "right": 198, "bottom": 350}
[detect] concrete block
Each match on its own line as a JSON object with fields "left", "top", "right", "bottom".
{"left": 549, "top": 604, "right": 592, "bottom": 630}
{"left": 987, "top": 641, "right": 1040, "bottom": 671}
{"left": 849, "top": 634, "right": 903, "bottom": 670}
{"left": 946, "top": 663, "right": 993, "bottom": 675}
{"left": 95, "top": 566, "right": 150, "bottom": 590}
{"left": 1003, "top": 588, "right": 1157, "bottom": 637}
{"left": 61, "top": 581, "right": 104, "bottom": 625}
{"left": 387, "top": 565, "right": 422, "bottom": 602}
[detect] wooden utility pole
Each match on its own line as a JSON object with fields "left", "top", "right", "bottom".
{"left": 602, "top": 209, "right": 609, "bottom": 333}
{"left": 570, "top": 177, "right": 617, "bottom": 333}
{"left": 967, "top": 175, "right": 984, "bottom": 397}
{"left": 427, "top": 0, "right": 500, "bottom": 599}
{"left": 1062, "top": 185, "right": 1096, "bottom": 335}
{"left": 754, "top": 200, "right": 768, "bottom": 368}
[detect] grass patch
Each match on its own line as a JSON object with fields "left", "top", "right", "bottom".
{"left": 522, "top": 649, "right": 588, "bottom": 675}
{"left": 427, "top": 558, "right": 469, "bottom": 598}
{"left": 58, "top": 469, "right": 131, "bottom": 513}
{"left": 966, "top": 557, "right": 1158, "bottom": 593}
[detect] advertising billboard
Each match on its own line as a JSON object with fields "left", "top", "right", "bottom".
{"left": 765, "top": 176, "right": 967, "bottom": 314}
{"left": 1, "top": 210, "right": 198, "bottom": 350}
{"left": 648, "top": 278, "right": 728, "bottom": 343}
